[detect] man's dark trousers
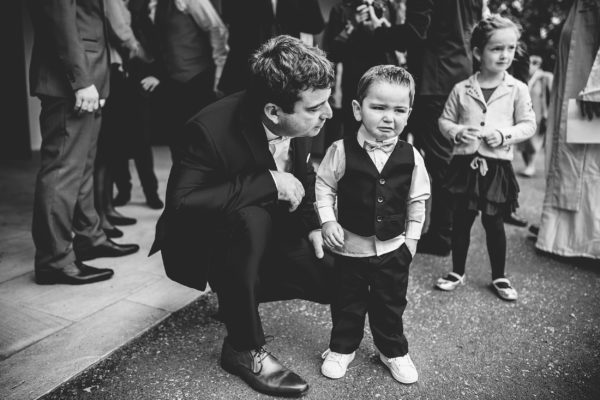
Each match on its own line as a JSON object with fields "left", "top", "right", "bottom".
{"left": 211, "top": 205, "right": 334, "bottom": 351}
{"left": 32, "top": 97, "right": 107, "bottom": 271}
{"left": 410, "top": 95, "right": 453, "bottom": 248}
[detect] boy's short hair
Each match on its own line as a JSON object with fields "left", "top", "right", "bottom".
{"left": 355, "top": 65, "right": 416, "bottom": 106}
{"left": 249, "top": 35, "right": 335, "bottom": 113}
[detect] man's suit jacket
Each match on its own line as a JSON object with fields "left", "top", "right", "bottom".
{"left": 28, "top": 0, "right": 111, "bottom": 99}
{"left": 150, "top": 91, "right": 320, "bottom": 290}
{"left": 218, "top": 0, "right": 324, "bottom": 94}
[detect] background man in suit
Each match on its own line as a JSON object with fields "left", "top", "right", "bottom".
{"left": 218, "top": 0, "right": 325, "bottom": 95}
{"left": 28, "top": 0, "right": 139, "bottom": 285}
{"left": 151, "top": 35, "right": 335, "bottom": 397}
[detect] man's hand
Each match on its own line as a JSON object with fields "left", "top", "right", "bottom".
{"left": 308, "top": 229, "right": 325, "bottom": 259}
{"left": 482, "top": 129, "right": 503, "bottom": 148}
{"left": 578, "top": 99, "right": 600, "bottom": 120}
{"left": 270, "top": 171, "right": 305, "bottom": 212}
{"left": 358, "top": 3, "right": 391, "bottom": 31}
{"left": 141, "top": 76, "right": 160, "bottom": 92}
{"left": 405, "top": 238, "right": 417, "bottom": 257}
{"left": 129, "top": 42, "right": 153, "bottom": 63}
{"left": 74, "top": 85, "right": 100, "bottom": 113}
{"left": 322, "top": 221, "right": 345, "bottom": 249}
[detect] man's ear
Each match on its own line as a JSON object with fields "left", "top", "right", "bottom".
{"left": 351, "top": 99, "right": 362, "bottom": 122}
{"left": 473, "top": 47, "right": 482, "bottom": 63}
{"left": 263, "top": 103, "right": 281, "bottom": 125}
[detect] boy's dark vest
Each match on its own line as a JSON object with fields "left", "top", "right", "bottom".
{"left": 338, "top": 137, "right": 414, "bottom": 241}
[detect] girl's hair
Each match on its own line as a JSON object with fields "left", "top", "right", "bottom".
{"left": 470, "top": 14, "right": 521, "bottom": 51}
{"left": 355, "top": 65, "right": 415, "bottom": 106}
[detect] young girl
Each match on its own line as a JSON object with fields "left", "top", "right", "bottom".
{"left": 436, "top": 15, "right": 536, "bottom": 301}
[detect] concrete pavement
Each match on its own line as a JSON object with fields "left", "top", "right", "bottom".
{"left": 34, "top": 153, "right": 600, "bottom": 399}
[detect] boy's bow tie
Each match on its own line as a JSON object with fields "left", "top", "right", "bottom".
{"left": 363, "top": 140, "right": 396, "bottom": 153}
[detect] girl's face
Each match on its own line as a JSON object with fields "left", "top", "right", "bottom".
{"left": 352, "top": 82, "right": 412, "bottom": 142}
{"left": 475, "top": 28, "right": 519, "bottom": 75}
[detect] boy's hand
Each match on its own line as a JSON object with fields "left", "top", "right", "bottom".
{"left": 322, "top": 221, "right": 345, "bottom": 249}
{"left": 483, "top": 130, "right": 503, "bottom": 148}
{"left": 405, "top": 238, "right": 417, "bottom": 258}
{"left": 456, "top": 127, "right": 481, "bottom": 143}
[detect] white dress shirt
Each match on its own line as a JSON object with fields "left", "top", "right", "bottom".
{"left": 315, "top": 132, "right": 431, "bottom": 257}
{"left": 264, "top": 125, "right": 292, "bottom": 173}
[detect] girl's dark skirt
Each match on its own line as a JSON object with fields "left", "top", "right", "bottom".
{"left": 443, "top": 154, "right": 520, "bottom": 216}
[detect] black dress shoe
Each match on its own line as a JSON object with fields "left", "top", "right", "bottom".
{"left": 76, "top": 239, "right": 140, "bottom": 261}
{"left": 504, "top": 212, "right": 528, "bottom": 227}
{"left": 36, "top": 262, "right": 114, "bottom": 285}
{"left": 146, "top": 194, "right": 164, "bottom": 209}
{"left": 220, "top": 339, "right": 309, "bottom": 398}
{"left": 416, "top": 234, "right": 451, "bottom": 256}
{"left": 529, "top": 224, "right": 540, "bottom": 235}
{"left": 103, "top": 226, "right": 124, "bottom": 238}
{"left": 105, "top": 210, "right": 137, "bottom": 226}
{"left": 113, "top": 191, "right": 131, "bottom": 207}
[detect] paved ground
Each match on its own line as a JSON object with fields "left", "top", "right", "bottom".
{"left": 36, "top": 154, "right": 600, "bottom": 399}
{"left": 0, "top": 148, "right": 203, "bottom": 400}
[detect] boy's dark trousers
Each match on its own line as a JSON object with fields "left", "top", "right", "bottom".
{"left": 329, "top": 244, "right": 413, "bottom": 358}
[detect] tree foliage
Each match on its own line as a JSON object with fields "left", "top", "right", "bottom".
{"left": 486, "top": 0, "right": 573, "bottom": 70}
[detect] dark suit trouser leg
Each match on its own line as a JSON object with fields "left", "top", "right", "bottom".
{"left": 329, "top": 246, "right": 411, "bottom": 358}
{"left": 213, "top": 206, "right": 334, "bottom": 351}
{"left": 411, "top": 95, "right": 453, "bottom": 247}
{"left": 33, "top": 97, "right": 106, "bottom": 270}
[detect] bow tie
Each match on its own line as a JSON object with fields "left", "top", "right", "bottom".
{"left": 363, "top": 140, "right": 396, "bottom": 153}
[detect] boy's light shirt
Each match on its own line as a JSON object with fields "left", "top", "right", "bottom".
{"left": 315, "top": 131, "right": 431, "bottom": 257}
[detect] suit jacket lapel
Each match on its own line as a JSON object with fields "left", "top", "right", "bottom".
{"left": 239, "top": 96, "right": 276, "bottom": 170}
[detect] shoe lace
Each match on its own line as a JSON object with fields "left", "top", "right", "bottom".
{"left": 321, "top": 349, "right": 346, "bottom": 365}
{"left": 252, "top": 335, "right": 274, "bottom": 364}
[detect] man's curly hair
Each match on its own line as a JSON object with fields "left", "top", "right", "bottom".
{"left": 249, "top": 35, "right": 335, "bottom": 113}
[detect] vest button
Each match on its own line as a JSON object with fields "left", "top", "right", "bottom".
{"left": 376, "top": 216, "right": 383, "bottom": 222}
{"left": 377, "top": 196, "right": 384, "bottom": 203}
{"left": 379, "top": 178, "right": 385, "bottom": 185}
{"left": 480, "top": 121, "right": 485, "bottom": 126}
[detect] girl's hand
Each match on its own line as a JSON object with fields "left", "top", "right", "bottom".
{"left": 456, "top": 127, "right": 480, "bottom": 143}
{"left": 483, "top": 130, "right": 503, "bottom": 148}
{"left": 322, "top": 221, "right": 345, "bottom": 249}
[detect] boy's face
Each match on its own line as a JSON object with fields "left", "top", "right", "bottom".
{"left": 352, "top": 82, "right": 412, "bottom": 141}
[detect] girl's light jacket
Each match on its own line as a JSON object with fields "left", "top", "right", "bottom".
{"left": 438, "top": 72, "right": 536, "bottom": 160}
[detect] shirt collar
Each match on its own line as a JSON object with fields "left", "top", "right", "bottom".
{"left": 263, "top": 124, "right": 291, "bottom": 144}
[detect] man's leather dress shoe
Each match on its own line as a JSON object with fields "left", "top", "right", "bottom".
{"left": 220, "top": 339, "right": 309, "bottom": 397}
{"left": 504, "top": 212, "right": 528, "bottom": 227}
{"left": 113, "top": 191, "right": 131, "bottom": 207}
{"left": 105, "top": 210, "right": 137, "bottom": 226}
{"left": 36, "top": 262, "right": 114, "bottom": 285}
{"left": 103, "top": 226, "right": 124, "bottom": 238}
{"left": 76, "top": 239, "right": 140, "bottom": 261}
{"left": 146, "top": 194, "right": 164, "bottom": 210}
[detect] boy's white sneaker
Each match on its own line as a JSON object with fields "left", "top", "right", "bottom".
{"left": 321, "top": 349, "right": 355, "bottom": 379}
{"left": 379, "top": 352, "right": 418, "bottom": 384}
